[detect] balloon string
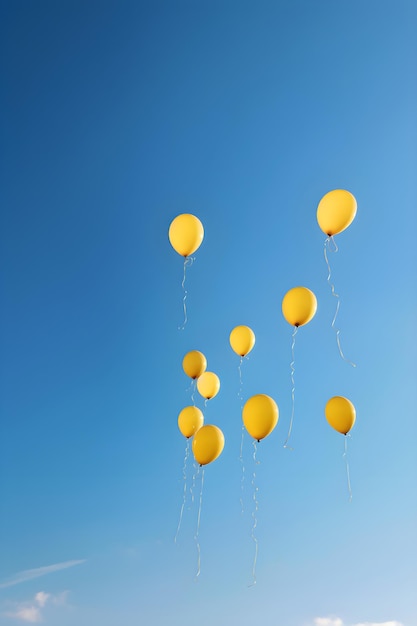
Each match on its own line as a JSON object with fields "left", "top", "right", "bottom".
{"left": 189, "top": 461, "right": 198, "bottom": 507}
{"left": 249, "top": 440, "right": 259, "bottom": 587}
{"left": 238, "top": 357, "right": 244, "bottom": 407}
{"left": 191, "top": 379, "right": 197, "bottom": 406}
{"left": 194, "top": 467, "right": 204, "bottom": 580}
{"left": 324, "top": 237, "right": 356, "bottom": 367}
{"left": 239, "top": 423, "right": 245, "bottom": 514}
{"left": 174, "top": 438, "right": 190, "bottom": 543}
{"left": 238, "top": 356, "right": 245, "bottom": 514}
{"left": 343, "top": 435, "right": 353, "bottom": 502}
{"left": 178, "top": 256, "right": 195, "bottom": 331}
{"left": 284, "top": 326, "right": 298, "bottom": 449}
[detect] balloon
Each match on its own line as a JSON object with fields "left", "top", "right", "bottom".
{"left": 282, "top": 286, "right": 317, "bottom": 327}
{"left": 192, "top": 424, "right": 225, "bottom": 465}
{"left": 325, "top": 396, "right": 356, "bottom": 435}
{"left": 242, "top": 394, "right": 279, "bottom": 441}
{"left": 182, "top": 350, "right": 207, "bottom": 379}
{"left": 168, "top": 214, "right": 204, "bottom": 257}
{"left": 197, "top": 371, "right": 220, "bottom": 400}
{"left": 229, "top": 325, "right": 255, "bottom": 357}
{"left": 317, "top": 189, "right": 357, "bottom": 236}
{"left": 177, "top": 406, "right": 204, "bottom": 439}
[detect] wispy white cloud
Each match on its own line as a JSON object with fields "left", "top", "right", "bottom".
{"left": 34, "top": 593, "right": 49, "bottom": 609}
{"left": 354, "top": 623, "right": 404, "bottom": 626}
{"left": 0, "top": 560, "right": 85, "bottom": 589}
{"left": 3, "top": 590, "right": 70, "bottom": 623}
{"left": 313, "top": 617, "right": 404, "bottom": 626}
{"left": 5, "top": 605, "right": 42, "bottom": 623}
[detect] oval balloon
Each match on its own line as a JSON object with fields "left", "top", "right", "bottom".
{"left": 242, "top": 394, "right": 279, "bottom": 441}
{"left": 182, "top": 350, "right": 207, "bottom": 380}
{"left": 197, "top": 371, "right": 220, "bottom": 400}
{"left": 325, "top": 396, "right": 356, "bottom": 435}
{"left": 229, "top": 325, "right": 255, "bottom": 357}
{"left": 168, "top": 213, "right": 204, "bottom": 257}
{"left": 192, "top": 424, "right": 225, "bottom": 465}
{"left": 178, "top": 406, "right": 204, "bottom": 439}
{"left": 282, "top": 286, "right": 317, "bottom": 327}
{"left": 317, "top": 189, "right": 357, "bottom": 236}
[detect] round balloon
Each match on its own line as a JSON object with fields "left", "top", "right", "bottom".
{"left": 178, "top": 406, "right": 204, "bottom": 439}
{"left": 182, "top": 350, "right": 207, "bottom": 379}
{"left": 242, "top": 394, "right": 279, "bottom": 441}
{"left": 229, "top": 325, "right": 255, "bottom": 357}
{"left": 168, "top": 214, "right": 204, "bottom": 257}
{"left": 192, "top": 424, "right": 225, "bottom": 465}
{"left": 317, "top": 189, "right": 357, "bottom": 236}
{"left": 325, "top": 396, "right": 356, "bottom": 435}
{"left": 282, "top": 286, "right": 317, "bottom": 327}
{"left": 197, "top": 371, "right": 220, "bottom": 400}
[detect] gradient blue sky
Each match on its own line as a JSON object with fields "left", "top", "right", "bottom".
{"left": 1, "top": 1, "right": 416, "bottom": 625}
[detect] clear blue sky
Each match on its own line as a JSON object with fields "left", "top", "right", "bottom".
{"left": 1, "top": 1, "right": 416, "bottom": 625}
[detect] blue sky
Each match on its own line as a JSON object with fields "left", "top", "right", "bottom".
{"left": 1, "top": 1, "right": 416, "bottom": 625}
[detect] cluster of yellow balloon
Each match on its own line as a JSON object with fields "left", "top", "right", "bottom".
{"left": 175, "top": 348, "right": 225, "bottom": 559}
{"left": 169, "top": 214, "right": 205, "bottom": 329}
{"left": 317, "top": 189, "right": 357, "bottom": 366}
{"left": 180, "top": 349, "right": 223, "bottom": 460}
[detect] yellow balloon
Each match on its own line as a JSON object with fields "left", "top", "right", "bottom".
{"left": 325, "top": 396, "right": 356, "bottom": 435}
{"left": 197, "top": 371, "right": 220, "bottom": 400}
{"left": 192, "top": 424, "right": 225, "bottom": 465}
{"left": 282, "top": 286, "right": 317, "bottom": 327}
{"left": 178, "top": 406, "right": 204, "bottom": 439}
{"left": 168, "top": 213, "right": 204, "bottom": 257}
{"left": 242, "top": 394, "right": 279, "bottom": 442}
{"left": 317, "top": 189, "right": 357, "bottom": 236}
{"left": 229, "top": 325, "right": 256, "bottom": 357}
{"left": 182, "top": 350, "right": 207, "bottom": 379}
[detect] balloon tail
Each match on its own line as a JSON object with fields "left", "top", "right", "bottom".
{"left": 238, "top": 356, "right": 245, "bottom": 514}
{"left": 191, "top": 379, "right": 197, "bottom": 406}
{"left": 284, "top": 326, "right": 298, "bottom": 449}
{"left": 324, "top": 237, "right": 356, "bottom": 367}
{"left": 174, "top": 438, "right": 190, "bottom": 543}
{"left": 189, "top": 461, "right": 198, "bottom": 508}
{"left": 249, "top": 440, "right": 260, "bottom": 587}
{"left": 343, "top": 435, "right": 353, "bottom": 502}
{"left": 194, "top": 467, "right": 204, "bottom": 580}
{"left": 178, "top": 256, "right": 195, "bottom": 331}
{"left": 239, "top": 423, "right": 246, "bottom": 514}
{"left": 238, "top": 356, "right": 244, "bottom": 406}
